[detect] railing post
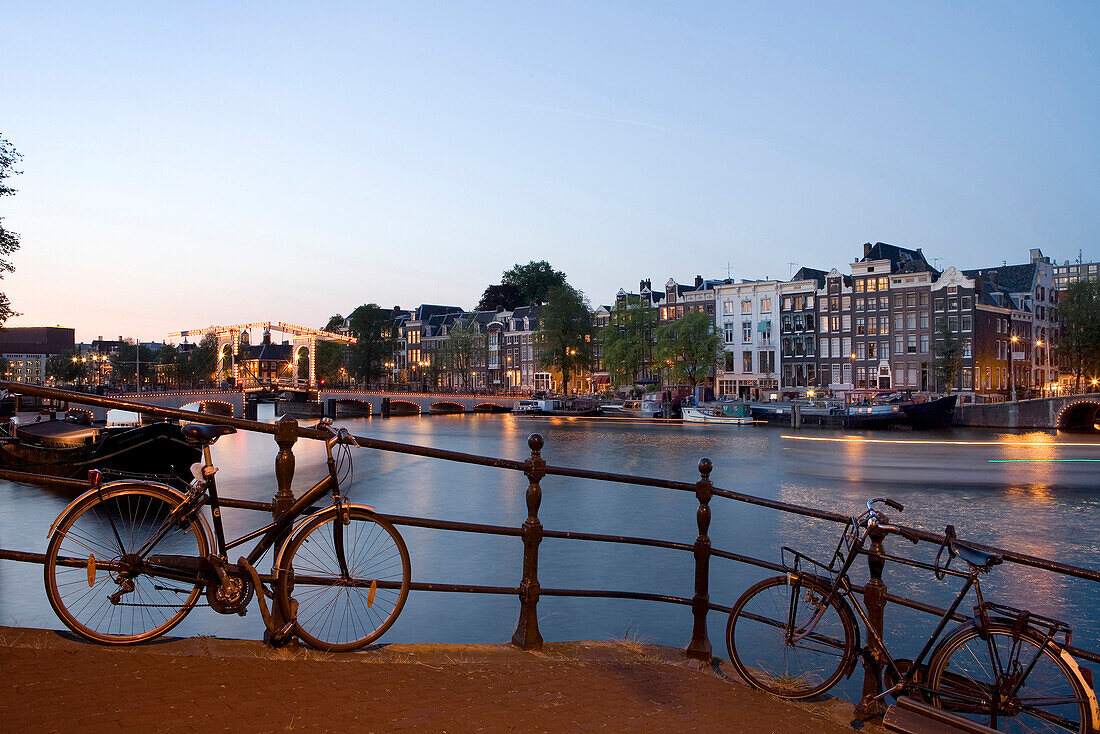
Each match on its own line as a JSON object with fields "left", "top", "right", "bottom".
{"left": 854, "top": 525, "right": 888, "bottom": 720}
{"left": 685, "top": 457, "right": 714, "bottom": 661}
{"left": 511, "top": 433, "right": 545, "bottom": 651}
{"left": 266, "top": 413, "right": 299, "bottom": 648}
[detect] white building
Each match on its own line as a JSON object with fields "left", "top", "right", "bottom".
{"left": 714, "top": 279, "right": 782, "bottom": 399}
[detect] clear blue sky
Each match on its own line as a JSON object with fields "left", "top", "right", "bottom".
{"left": 2, "top": 1, "right": 1097, "bottom": 341}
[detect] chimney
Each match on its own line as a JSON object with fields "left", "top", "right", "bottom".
{"left": 639, "top": 279, "right": 646, "bottom": 292}
{"left": 863, "top": 243, "right": 873, "bottom": 257}
{"left": 695, "top": 275, "right": 703, "bottom": 287}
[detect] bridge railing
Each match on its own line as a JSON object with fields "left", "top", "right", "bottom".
{"left": 1, "top": 382, "right": 1098, "bottom": 717}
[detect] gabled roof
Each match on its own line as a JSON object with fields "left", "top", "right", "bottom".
{"left": 860, "top": 242, "right": 938, "bottom": 275}
{"left": 962, "top": 263, "right": 1036, "bottom": 294}
{"left": 413, "top": 304, "right": 464, "bottom": 321}
{"left": 790, "top": 267, "right": 827, "bottom": 288}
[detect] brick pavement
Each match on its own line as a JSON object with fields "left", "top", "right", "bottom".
{"left": 0, "top": 627, "right": 862, "bottom": 733}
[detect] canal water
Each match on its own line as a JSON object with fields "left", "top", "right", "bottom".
{"left": 2, "top": 407, "right": 1097, "bottom": 703}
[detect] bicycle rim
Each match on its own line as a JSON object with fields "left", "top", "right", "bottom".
{"left": 44, "top": 485, "right": 207, "bottom": 644}
{"left": 927, "top": 623, "right": 1089, "bottom": 733}
{"left": 277, "top": 508, "right": 410, "bottom": 652}
{"left": 726, "top": 575, "right": 855, "bottom": 699}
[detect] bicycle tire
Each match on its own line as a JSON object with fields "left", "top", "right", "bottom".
{"left": 44, "top": 483, "right": 209, "bottom": 645}
{"left": 927, "top": 622, "right": 1092, "bottom": 734}
{"left": 275, "top": 506, "right": 411, "bottom": 652}
{"left": 726, "top": 575, "right": 857, "bottom": 699}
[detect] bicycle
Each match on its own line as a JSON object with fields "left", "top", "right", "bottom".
{"left": 43, "top": 418, "right": 411, "bottom": 651}
{"left": 725, "top": 498, "right": 1099, "bottom": 733}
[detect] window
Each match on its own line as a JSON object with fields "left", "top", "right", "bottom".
{"left": 894, "top": 293, "right": 904, "bottom": 308}
{"left": 820, "top": 339, "right": 829, "bottom": 358}
{"left": 842, "top": 363, "right": 852, "bottom": 385}
{"left": 907, "top": 363, "right": 918, "bottom": 386}
{"left": 948, "top": 316, "right": 958, "bottom": 331}
{"left": 806, "top": 295, "right": 814, "bottom": 309}
{"left": 760, "top": 297, "right": 771, "bottom": 312}
{"left": 856, "top": 298, "right": 865, "bottom": 311}
{"left": 857, "top": 342, "right": 866, "bottom": 359}
{"left": 742, "top": 351, "right": 753, "bottom": 373}
{"left": 781, "top": 314, "right": 792, "bottom": 333}
{"left": 877, "top": 277, "right": 889, "bottom": 291}
{"left": 963, "top": 339, "right": 972, "bottom": 358}
{"left": 805, "top": 336, "right": 814, "bottom": 355}
{"left": 894, "top": 313, "right": 904, "bottom": 331}
{"left": 906, "top": 292, "right": 917, "bottom": 307}
{"left": 856, "top": 318, "right": 866, "bottom": 335}
{"left": 907, "top": 335, "right": 917, "bottom": 354}
{"left": 842, "top": 337, "right": 852, "bottom": 357}
{"left": 920, "top": 292, "right": 929, "bottom": 306}
{"left": 741, "top": 300, "right": 752, "bottom": 314}
{"left": 783, "top": 297, "right": 792, "bottom": 311}
{"left": 895, "top": 367, "right": 905, "bottom": 386}
{"left": 842, "top": 314, "right": 851, "bottom": 331}
{"left": 831, "top": 297, "right": 840, "bottom": 311}
{"left": 895, "top": 335, "right": 904, "bottom": 355}
{"left": 934, "top": 298, "right": 944, "bottom": 311}
{"left": 962, "top": 368, "right": 973, "bottom": 389}
{"left": 880, "top": 341, "right": 889, "bottom": 359}
{"left": 820, "top": 297, "right": 829, "bottom": 313}
{"left": 793, "top": 313, "right": 804, "bottom": 331}
{"left": 919, "top": 335, "right": 929, "bottom": 353}
{"left": 866, "top": 297, "right": 876, "bottom": 311}
{"left": 864, "top": 278, "right": 875, "bottom": 292}
{"left": 948, "top": 298, "right": 958, "bottom": 310}
{"left": 868, "top": 318, "right": 878, "bottom": 335}
{"left": 868, "top": 341, "right": 878, "bottom": 359}
{"left": 879, "top": 316, "right": 889, "bottom": 335}
{"left": 805, "top": 313, "right": 816, "bottom": 330}
{"left": 831, "top": 337, "right": 840, "bottom": 356}
{"left": 842, "top": 296, "right": 851, "bottom": 310}
{"left": 724, "top": 322, "right": 736, "bottom": 343}
{"left": 759, "top": 350, "right": 775, "bottom": 374}
{"left": 857, "top": 367, "right": 867, "bottom": 388}
{"left": 723, "top": 300, "right": 735, "bottom": 315}
{"left": 906, "top": 313, "right": 917, "bottom": 330}
{"left": 794, "top": 296, "right": 803, "bottom": 310}
{"left": 855, "top": 279, "right": 866, "bottom": 293}
{"left": 962, "top": 315, "right": 972, "bottom": 331}
{"left": 920, "top": 312, "right": 929, "bottom": 329}
{"left": 742, "top": 321, "right": 752, "bottom": 342}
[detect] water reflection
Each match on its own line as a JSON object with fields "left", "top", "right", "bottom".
{"left": 0, "top": 411, "right": 1095, "bottom": 691}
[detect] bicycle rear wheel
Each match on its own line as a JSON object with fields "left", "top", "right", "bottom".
{"left": 276, "top": 507, "right": 410, "bottom": 652}
{"left": 726, "top": 575, "right": 856, "bottom": 699}
{"left": 927, "top": 623, "right": 1091, "bottom": 734}
{"left": 44, "top": 484, "right": 209, "bottom": 644}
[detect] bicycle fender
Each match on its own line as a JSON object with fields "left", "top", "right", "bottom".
{"left": 1059, "top": 647, "right": 1100, "bottom": 731}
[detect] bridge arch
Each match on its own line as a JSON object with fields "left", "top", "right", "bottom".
{"left": 472, "top": 402, "right": 509, "bottom": 413}
{"left": 387, "top": 399, "right": 421, "bottom": 417}
{"left": 1057, "top": 400, "right": 1100, "bottom": 432}
{"left": 330, "top": 399, "right": 372, "bottom": 417}
{"left": 429, "top": 401, "right": 465, "bottom": 415}
{"left": 181, "top": 400, "right": 235, "bottom": 417}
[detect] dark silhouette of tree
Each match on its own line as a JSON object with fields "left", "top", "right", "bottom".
{"left": 932, "top": 321, "right": 963, "bottom": 394}
{"left": 599, "top": 297, "right": 656, "bottom": 389}
{"left": 475, "top": 283, "right": 524, "bottom": 312}
{"left": 1056, "top": 280, "right": 1100, "bottom": 390}
{"left": 655, "top": 310, "right": 723, "bottom": 388}
{"left": 0, "top": 135, "right": 23, "bottom": 325}
{"left": 345, "top": 304, "right": 397, "bottom": 384}
{"left": 536, "top": 284, "right": 593, "bottom": 392}
{"left": 502, "top": 261, "right": 567, "bottom": 305}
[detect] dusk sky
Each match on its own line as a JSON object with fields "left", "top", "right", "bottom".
{"left": 2, "top": 2, "right": 1097, "bottom": 342}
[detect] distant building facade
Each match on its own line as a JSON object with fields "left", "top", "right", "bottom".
{"left": 0, "top": 326, "right": 76, "bottom": 384}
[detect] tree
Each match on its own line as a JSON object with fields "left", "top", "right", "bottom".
{"left": 599, "top": 297, "right": 656, "bottom": 389}
{"left": 155, "top": 343, "right": 180, "bottom": 388}
{"left": 0, "top": 135, "right": 23, "bottom": 325}
{"left": 443, "top": 319, "right": 482, "bottom": 391}
{"left": 110, "top": 340, "right": 158, "bottom": 385}
{"left": 536, "top": 284, "right": 593, "bottom": 393}
{"left": 183, "top": 333, "right": 219, "bottom": 386}
{"left": 315, "top": 315, "right": 348, "bottom": 385}
{"left": 345, "top": 304, "right": 397, "bottom": 385}
{"left": 502, "top": 261, "right": 567, "bottom": 305}
{"left": 46, "top": 351, "right": 83, "bottom": 384}
{"left": 475, "top": 283, "right": 524, "bottom": 312}
{"left": 1055, "top": 280, "right": 1100, "bottom": 390}
{"left": 654, "top": 310, "right": 723, "bottom": 389}
{"left": 932, "top": 321, "right": 964, "bottom": 394}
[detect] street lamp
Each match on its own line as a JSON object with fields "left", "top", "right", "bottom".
{"left": 1035, "top": 339, "right": 1045, "bottom": 397}
{"left": 1010, "top": 335, "right": 1019, "bottom": 402}
{"left": 849, "top": 352, "right": 856, "bottom": 390}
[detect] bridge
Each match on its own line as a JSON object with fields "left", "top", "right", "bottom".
{"left": 953, "top": 393, "right": 1100, "bottom": 432}
{"left": 64, "top": 389, "right": 520, "bottom": 422}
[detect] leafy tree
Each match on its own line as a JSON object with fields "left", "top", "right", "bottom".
{"left": 599, "top": 297, "right": 656, "bottom": 388}
{"left": 536, "top": 284, "right": 593, "bottom": 393}
{"left": 345, "top": 304, "right": 397, "bottom": 384}
{"left": 475, "top": 283, "right": 524, "bottom": 312}
{"left": 314, "top": 315, "right": 348, "bottom": 385}
{"left": 442, "top": 319, "right": 482, "bottom": 391}
{"left": 932, "top": 321, "right": 964, "bottom": 394}
{"left": 183, "top": 333, "right": 219, "bottom": 386}
{"left": 0, "top": 135, "right": 22, "bottom": 325}
{"left": 46, "top": 351, "right": 83, "bottom": 383}
{"left": 155, "top": 343, "right": 180, "bottom": 388}
{"left": 110, "top": 340, "right": 158, "bottom": 385}
{"left": 502, "top": 261, "right": 567, "bottom": 305}
{"left": 654, "top": 310, "right": 723, "bottom": 388}
{"left": 1055, "top": 280, "right": 1100, "bottom": 390}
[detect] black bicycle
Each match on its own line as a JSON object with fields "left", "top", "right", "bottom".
{"left": 44, "top": 418, "right": 411, "bottom": 651}
{"left": 725, "top": 498, "right": 1098, "bottom": 733}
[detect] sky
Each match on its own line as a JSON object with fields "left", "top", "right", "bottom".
{"left": 1, "top": 1, "right": 1097, "bottom": 342}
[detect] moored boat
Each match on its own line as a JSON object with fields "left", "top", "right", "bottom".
{"left": 682, "top": 404, "right": 755, "bottom": 425}
{"left": 0, "top": 414, "right": 201, "bottom": 483}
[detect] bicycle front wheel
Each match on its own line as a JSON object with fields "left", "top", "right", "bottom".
{"left": 276, "top": 507, "right": 411, "bottom": 652}
{"left": 44, "top": 484, "right": 209, "bottom": 644}
{"left": 726, "top": 575, "right": 856, "bottom": 699}
{"left": 927, "top": 622, "right": 1091, "bottom": 734}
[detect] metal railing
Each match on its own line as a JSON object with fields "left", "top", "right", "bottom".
{"left": 1, "top": 382, "right": 1097, "bottom": 708}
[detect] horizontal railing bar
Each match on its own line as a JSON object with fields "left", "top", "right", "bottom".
{"left": 379, "top": 514, "right": 524, "bottom": 538}
{"left": 540, "top": 529, "right": 694, "bottom": 552}
{"left": 0, "top": 469, "right": 90, "bottom": 491}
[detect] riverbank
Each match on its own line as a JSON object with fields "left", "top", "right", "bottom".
{"left": 0, "top": 625, "right": 860, "bottom": 733}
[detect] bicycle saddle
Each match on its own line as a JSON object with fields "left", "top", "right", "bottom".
{"left": 182, "top": 424, "right": 237, "bottom": 444}
{"left": 953, "top": 541, "right": 1003, "bottom": 569}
